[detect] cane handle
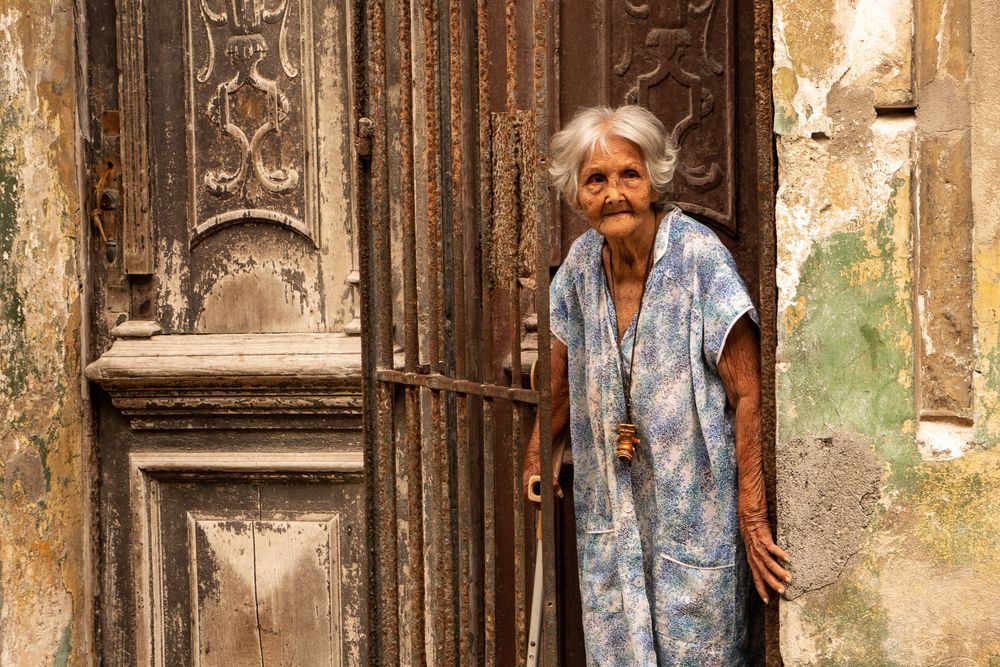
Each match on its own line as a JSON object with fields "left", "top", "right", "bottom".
{"left": 528, "top": 475, "right": 542, "bottom": 503}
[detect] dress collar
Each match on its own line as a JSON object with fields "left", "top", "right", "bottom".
{"left": 653, "top": 204, "right": 681, "bottom": 266}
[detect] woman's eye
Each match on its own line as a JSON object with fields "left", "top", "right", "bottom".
{"left": 624, "top": 170, "right": 640, "bottom": 179}
{"left": 586, "top": 174, "right": 605, "bottom": 184}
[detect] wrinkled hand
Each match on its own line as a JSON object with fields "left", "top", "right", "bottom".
{"left": 522, "top": 438, "right": 563, "bottom": 502}
{"left": 739, "top": 510, "right": 791, "bottom": 604}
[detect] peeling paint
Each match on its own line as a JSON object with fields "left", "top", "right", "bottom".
{"left": 53, "top": 624, "right": 71, "bottom": 667}
{"left": 916, "top": 419, "right": 974, "bottom": 461}
{"left": 778, "top": 171, "right": 915, "bottom": 452}
{"left": 974, "top": 247, "right": 1000, "bottom": 444}
{"left": 0, "top": 2, "right": 86, "bottom": 665}
{"left": 909, "top": 448, "right": 1000, "bottom": 569}
{"left": 777, "top": 0, "right": 1000, "bottom": 661}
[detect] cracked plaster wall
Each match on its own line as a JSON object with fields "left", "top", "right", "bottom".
{"left": 0, "top": 2, "right": 87, "bottom": 666}
{"left": 775, "top": 0, "right": 1000, "bottom": 664}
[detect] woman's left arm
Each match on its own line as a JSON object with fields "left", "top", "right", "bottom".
{"left": 718, "top": 314, "right": 791, "bottom": 604}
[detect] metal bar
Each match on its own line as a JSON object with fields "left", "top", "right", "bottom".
{"left": 508, "top": 112, "right": 527, "bottom": 667}
{"left": 369, "top": 0, "right": 400, "bottom": 662}
{"left": 511, "top": 401, "right": 527, "bottom": 666}
{"left": 351, "top": 0, "right": 376, "bottom": 662}
{"left": 504, "top": 0, "right": 517, "bottom": 111}
{"left": 377, "top": 370, "right": 539, "bottom": 404}
{"left": 359, "top": 0, "right": 399, "bottom": 663}
{"left": 397, "top": 0, "right": 426, "bottom": 663}
{"left": 432, "top": 388, "right": 457, "bottom": 663}
{"left": 423, "top": 0, "right": 443, "bottom": 375}
{"left": 463, "top": 2, "right": 487, "bottom": 660}
{"left": 404, "top": 386, "right": 426, "bottom": 666}
{"left": 421, "top": 0, "right": 457, "bottom": 658}
{"left": 446, "top": 0, "right": 474, "bottom": 657}
{"left": 399, "top": 0, "right": 419, "bottom": 375}
{"left": 532, "top": 0, "right": 557, "bottom": 662}
{"left": 374, "top": 381, "right": 398, "bottom": 664}
{"left": 475, "top": 3, "right": 496, "bottom": 660}
{"left": 434, "top": 0, "right": 471, "bottom": 661}
{"left": 482, "top": 398, "right": 497, "bottom": 667}
{"left": 455, "top": 395, "right": 474, "bottom": 666}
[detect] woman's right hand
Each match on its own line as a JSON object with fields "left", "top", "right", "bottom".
{"left": 523, "top": 338, "right": 571, "bottom": 502}
{"left": 522, "top": 433, "right": 563, "bottom": 502}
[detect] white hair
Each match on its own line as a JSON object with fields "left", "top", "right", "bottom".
{"left": 548, "top": 105, "right": 678, "bottom": 208}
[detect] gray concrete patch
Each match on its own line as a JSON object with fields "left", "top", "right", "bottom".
{"left": 777, "top": 432, "right": 882, "bottom": 599}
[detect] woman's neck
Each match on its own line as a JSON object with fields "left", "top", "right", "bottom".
{"left": 605, "top": 210, "right": 659, "bottom": 277}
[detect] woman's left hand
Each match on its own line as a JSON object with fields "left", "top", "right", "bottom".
{"left": 738, "top": 508, "right": 791, "bottom": 604}
{"left": 719, "top": 315, "right": 792, "bottom": 603}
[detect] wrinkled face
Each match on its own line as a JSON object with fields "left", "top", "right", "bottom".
{"left": 576, "top": 136, "right": 656, "bottom": 239}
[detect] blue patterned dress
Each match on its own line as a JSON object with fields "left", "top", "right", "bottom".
{"left": 550, "top": 207, "right": 757, "bottom": 666}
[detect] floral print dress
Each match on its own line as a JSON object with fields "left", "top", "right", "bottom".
{"left": 550, "top": 207, "right": 757, "bottom": 666}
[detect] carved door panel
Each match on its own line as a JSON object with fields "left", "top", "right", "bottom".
{"left": 555, "top": 0, "right": 770, "bottom": 291}
{"left": 140, "top": 0, "right": 357, "bottom": 334}
{"left": 129, "top": 456, "right": 365, "bottom": 666}
{"left": 82, "top": 0, "right": 368, "bottom": 664}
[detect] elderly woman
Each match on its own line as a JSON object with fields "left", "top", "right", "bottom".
{"left": 523, "top": 105, "right": 791, "bottom": 665}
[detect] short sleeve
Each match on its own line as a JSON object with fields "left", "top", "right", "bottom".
{"left": 698, "top": 242, "right": 758, "bottom": 370}
{"left": 549, "top": 259, "right": 581, "bottom": 347}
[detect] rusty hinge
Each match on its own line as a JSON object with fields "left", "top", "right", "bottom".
{"left": 356, "top": 117, "right": 374, "bottom": 159}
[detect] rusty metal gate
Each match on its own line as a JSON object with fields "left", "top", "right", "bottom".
{"left": 356, "top": 0, "right": 559, "bottom": 664}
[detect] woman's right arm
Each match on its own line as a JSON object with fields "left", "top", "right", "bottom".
{"left": 522, "top": 336, "right": 571, "bottom": 498}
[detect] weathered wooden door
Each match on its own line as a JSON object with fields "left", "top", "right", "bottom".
{"left": 82, "top": 0, "right": 370, "bottom": 664}
{"left": 360, "top": 0, "right": 776, "bottom": 666}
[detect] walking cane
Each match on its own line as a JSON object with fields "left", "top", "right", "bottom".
{"left": 526, "top": 360, "right": 567, "bottom": 667}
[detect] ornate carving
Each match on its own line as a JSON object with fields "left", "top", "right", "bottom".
{"left": 612, "top": 0, "right": 736, "bottom": 235}
{"left": 185, "top": 0, "right": 319, "bottom": 247}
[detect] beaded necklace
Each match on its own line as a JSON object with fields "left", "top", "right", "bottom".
{"left": 604, "top": 221, "right": 658, "bottom": 463}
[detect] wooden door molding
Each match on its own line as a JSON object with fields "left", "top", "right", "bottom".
{"left": 182, "top": 0, "right": 322, "bottom": 248}
{"left": 85, "top": 332, "right": 363, "bottom": 430}
{"left": 116, "top": 0, "right": 153, "bottom": 274}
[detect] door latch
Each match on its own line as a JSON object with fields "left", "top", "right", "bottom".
{"left": 90, "top": 159, "right": 119, "bottom": 262}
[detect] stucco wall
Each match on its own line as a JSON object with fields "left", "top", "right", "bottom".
{"left": 970, "top": 0, "right": 1000, "bottom": 447}
{"left": 0, "top": 3, "right": 86, "bottom": 665}
{"left": 774, "top": 0, "right": 1000, "bottom": 664}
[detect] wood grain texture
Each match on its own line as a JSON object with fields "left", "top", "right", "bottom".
{"left": 192, "top": 520, "right": 264, "bottom": 667}
{"left": 115, "top": 0, "right": 153, "bottom": 274}
{"left": 255, "top": 519, "right": 342, "bottom": 666}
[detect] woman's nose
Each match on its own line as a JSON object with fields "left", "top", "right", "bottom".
{"left": 605, "top": 176, "right": 624, "bottom": 201}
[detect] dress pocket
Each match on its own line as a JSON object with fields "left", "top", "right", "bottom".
{"left": 579, "top": 532, "right": 624, "bottom": 613}
{"left": 653, "top": 551, "right": 736, "bottom": 646}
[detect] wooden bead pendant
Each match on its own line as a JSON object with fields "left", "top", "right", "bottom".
{"left": 615, "top": 422, "right": 639, "bottom": 463}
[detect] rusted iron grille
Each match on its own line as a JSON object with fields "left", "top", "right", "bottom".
{"left": 358, "top": 0, "right": 559, "bottom": 664}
